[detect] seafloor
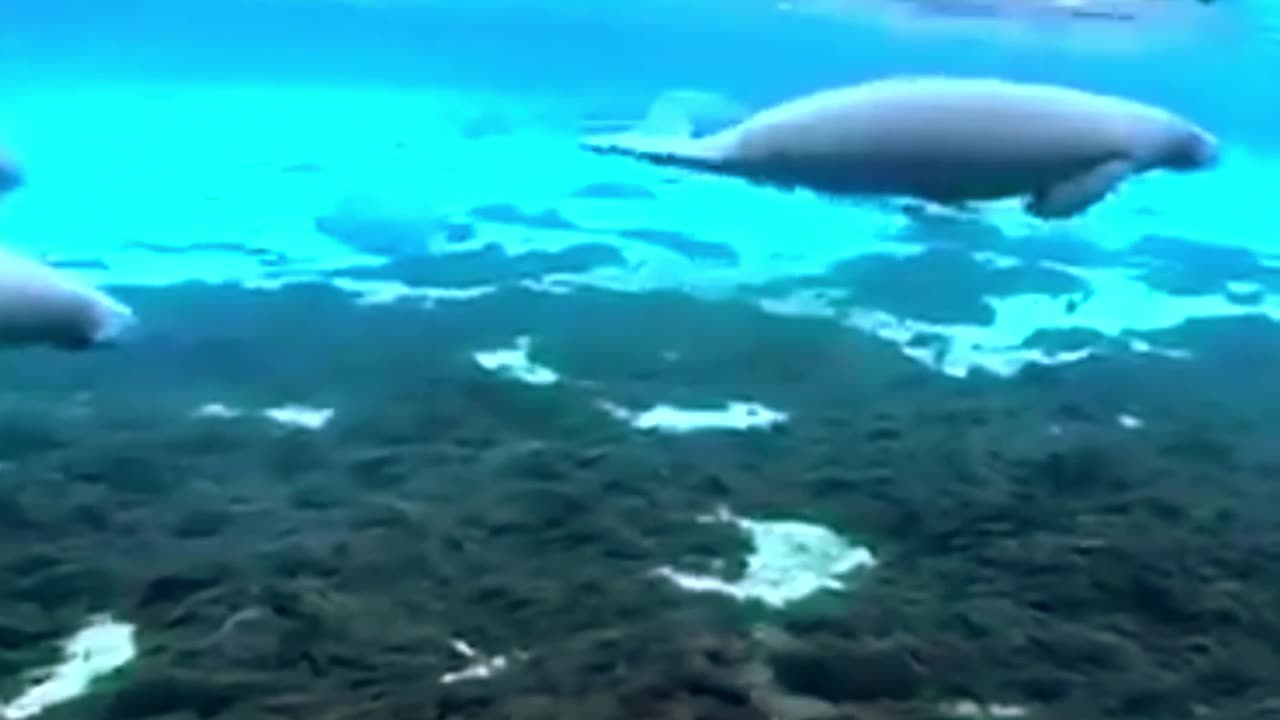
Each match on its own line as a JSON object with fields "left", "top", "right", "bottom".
{"left": 3, "top": 270, "right": 1280, "bottom": 720}
{"left": 2, "top": 80, "right": 1280, "bottom": 720}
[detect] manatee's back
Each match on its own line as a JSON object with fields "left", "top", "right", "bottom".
{"left": 715, "top": 77, "right": 1173, "bottom": 199}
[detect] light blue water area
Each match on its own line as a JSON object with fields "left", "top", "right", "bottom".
{"left": 0, "top": 0, "right": 1275, "bottom": 363}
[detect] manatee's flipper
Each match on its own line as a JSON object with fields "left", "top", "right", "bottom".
{"left": 579, "top": 131, "right": 726, "bottom": 174}
{"left": 1026, "top": 159, "right": 1134, "bottom": 219}
{"left": 902, "top": 199, "right": 982, "bottom": 219}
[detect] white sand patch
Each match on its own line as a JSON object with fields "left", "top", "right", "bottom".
{"left": 603, "top": 400, "right": 787, "bottom": 433}
{"left": 239, "top": 272, "right": 501, "bottom": 308}
{"left": 758, "top": 289, "right": 1091, "bottom": 378}
{"left": 1117, "top": 413, "right": 1145, "bottom": 429}
{"left": 1, "top": 616, "right": 136, "bottom": 720}
{"left": 262, "top": 404, "right": 335, "bottom": 430}
{"left": 324, "top": 277, "right": 496, "bottom": 308}
{"left": 1226, "top": 280, "right": 1265, "bottom": 296}
{"left": 939, "top": 699, "right": 1030, "bottom": 719}
{"left": 758, "top": 259, "right": 1280, "bottom": 378}
{"left": 655, "top": 506, "right": 875, "bottom": 609}
{"left": 192, "top": 402, "right": 240, "bottom": 419}
{"left": 192, "top": 402, "right": 335, "bottom": 430}
{"left": 439, "top": 638, "right": 527, "bottom": 685}
{"left": 472, "top": 336, "right": 559, "bottom": 385}
{"left": 516, "top": 275, "right": 591, "bottom": 295}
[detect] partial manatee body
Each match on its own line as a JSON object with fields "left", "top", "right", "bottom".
{"left": 0, "top": 246, "right": 136, "bottom": 351}
{"left": 580, "top": 76, "right": 1218, "bottom": 219}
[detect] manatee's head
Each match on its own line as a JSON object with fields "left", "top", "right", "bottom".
{"left": 72, "top": 290, "right": 138, "bottom": 350}
{"left": 1160, "top": 123, "right": 1219, "bottom": 172}
{"left": 44, "top": 286, "right": 139, "bottom": 352}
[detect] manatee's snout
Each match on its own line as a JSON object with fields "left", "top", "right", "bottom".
{"left": 1169, "top": 126, "right": 1219, "bottom": 171}
{"left": 1193, "top": 129, "right": 1220, "bottom": 168}
{"left": 58, "top": 292, "right": 139, "bottom": 351}
{"left": 90, "top": 297, "right": 139, "bottom": 347}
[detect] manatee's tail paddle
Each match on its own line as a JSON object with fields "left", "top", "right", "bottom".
{"left": 578, "top": 129, "right": 726, "bottom": 174}
{"left": 578, "top": 88, "right": 738, "bottom": 174}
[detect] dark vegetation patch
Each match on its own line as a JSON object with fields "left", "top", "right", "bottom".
{"left": 2, "top": 273, "right": 1279, "bottom": 720}
{"left": 749, "top": 248, "right": 1088, "bottom": 325}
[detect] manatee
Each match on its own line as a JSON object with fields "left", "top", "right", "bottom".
{"left": 0, "top": 245, "right": 136, "bottom": 350}
{"left": 580, "top": 76, "right": 1218, "bottom": 219}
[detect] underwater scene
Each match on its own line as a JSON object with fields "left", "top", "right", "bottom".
{"left": 1, "top": 0, "right": 1279, "bottom": 718}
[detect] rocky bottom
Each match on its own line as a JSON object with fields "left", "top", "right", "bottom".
{"left": 2, "top": 280, "right": 1279, "bottom": 720}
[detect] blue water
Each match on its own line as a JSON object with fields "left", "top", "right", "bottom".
{"left": 3, "top": 0, "right": 1277, "bottom": 148}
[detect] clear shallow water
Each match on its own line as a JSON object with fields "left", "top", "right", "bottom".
{"left": 2, "top": 2, "right": 1280, "bottom": 719}
{"left": 0, "top": 4, "right": 1275, "bottom": 468}
{"left": 0, "top": 0, "right": 1276, "bottom": 460}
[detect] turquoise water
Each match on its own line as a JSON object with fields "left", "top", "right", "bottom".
{"left": 2, "top": 2, "right": 1280, "bottom": 719}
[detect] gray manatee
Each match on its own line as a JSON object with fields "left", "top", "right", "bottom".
{"left": 580, "top": 76, "right": 1218, "bottom": 219}
{"left": 0, "top": 246, "right": 136, "bottom": 350}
